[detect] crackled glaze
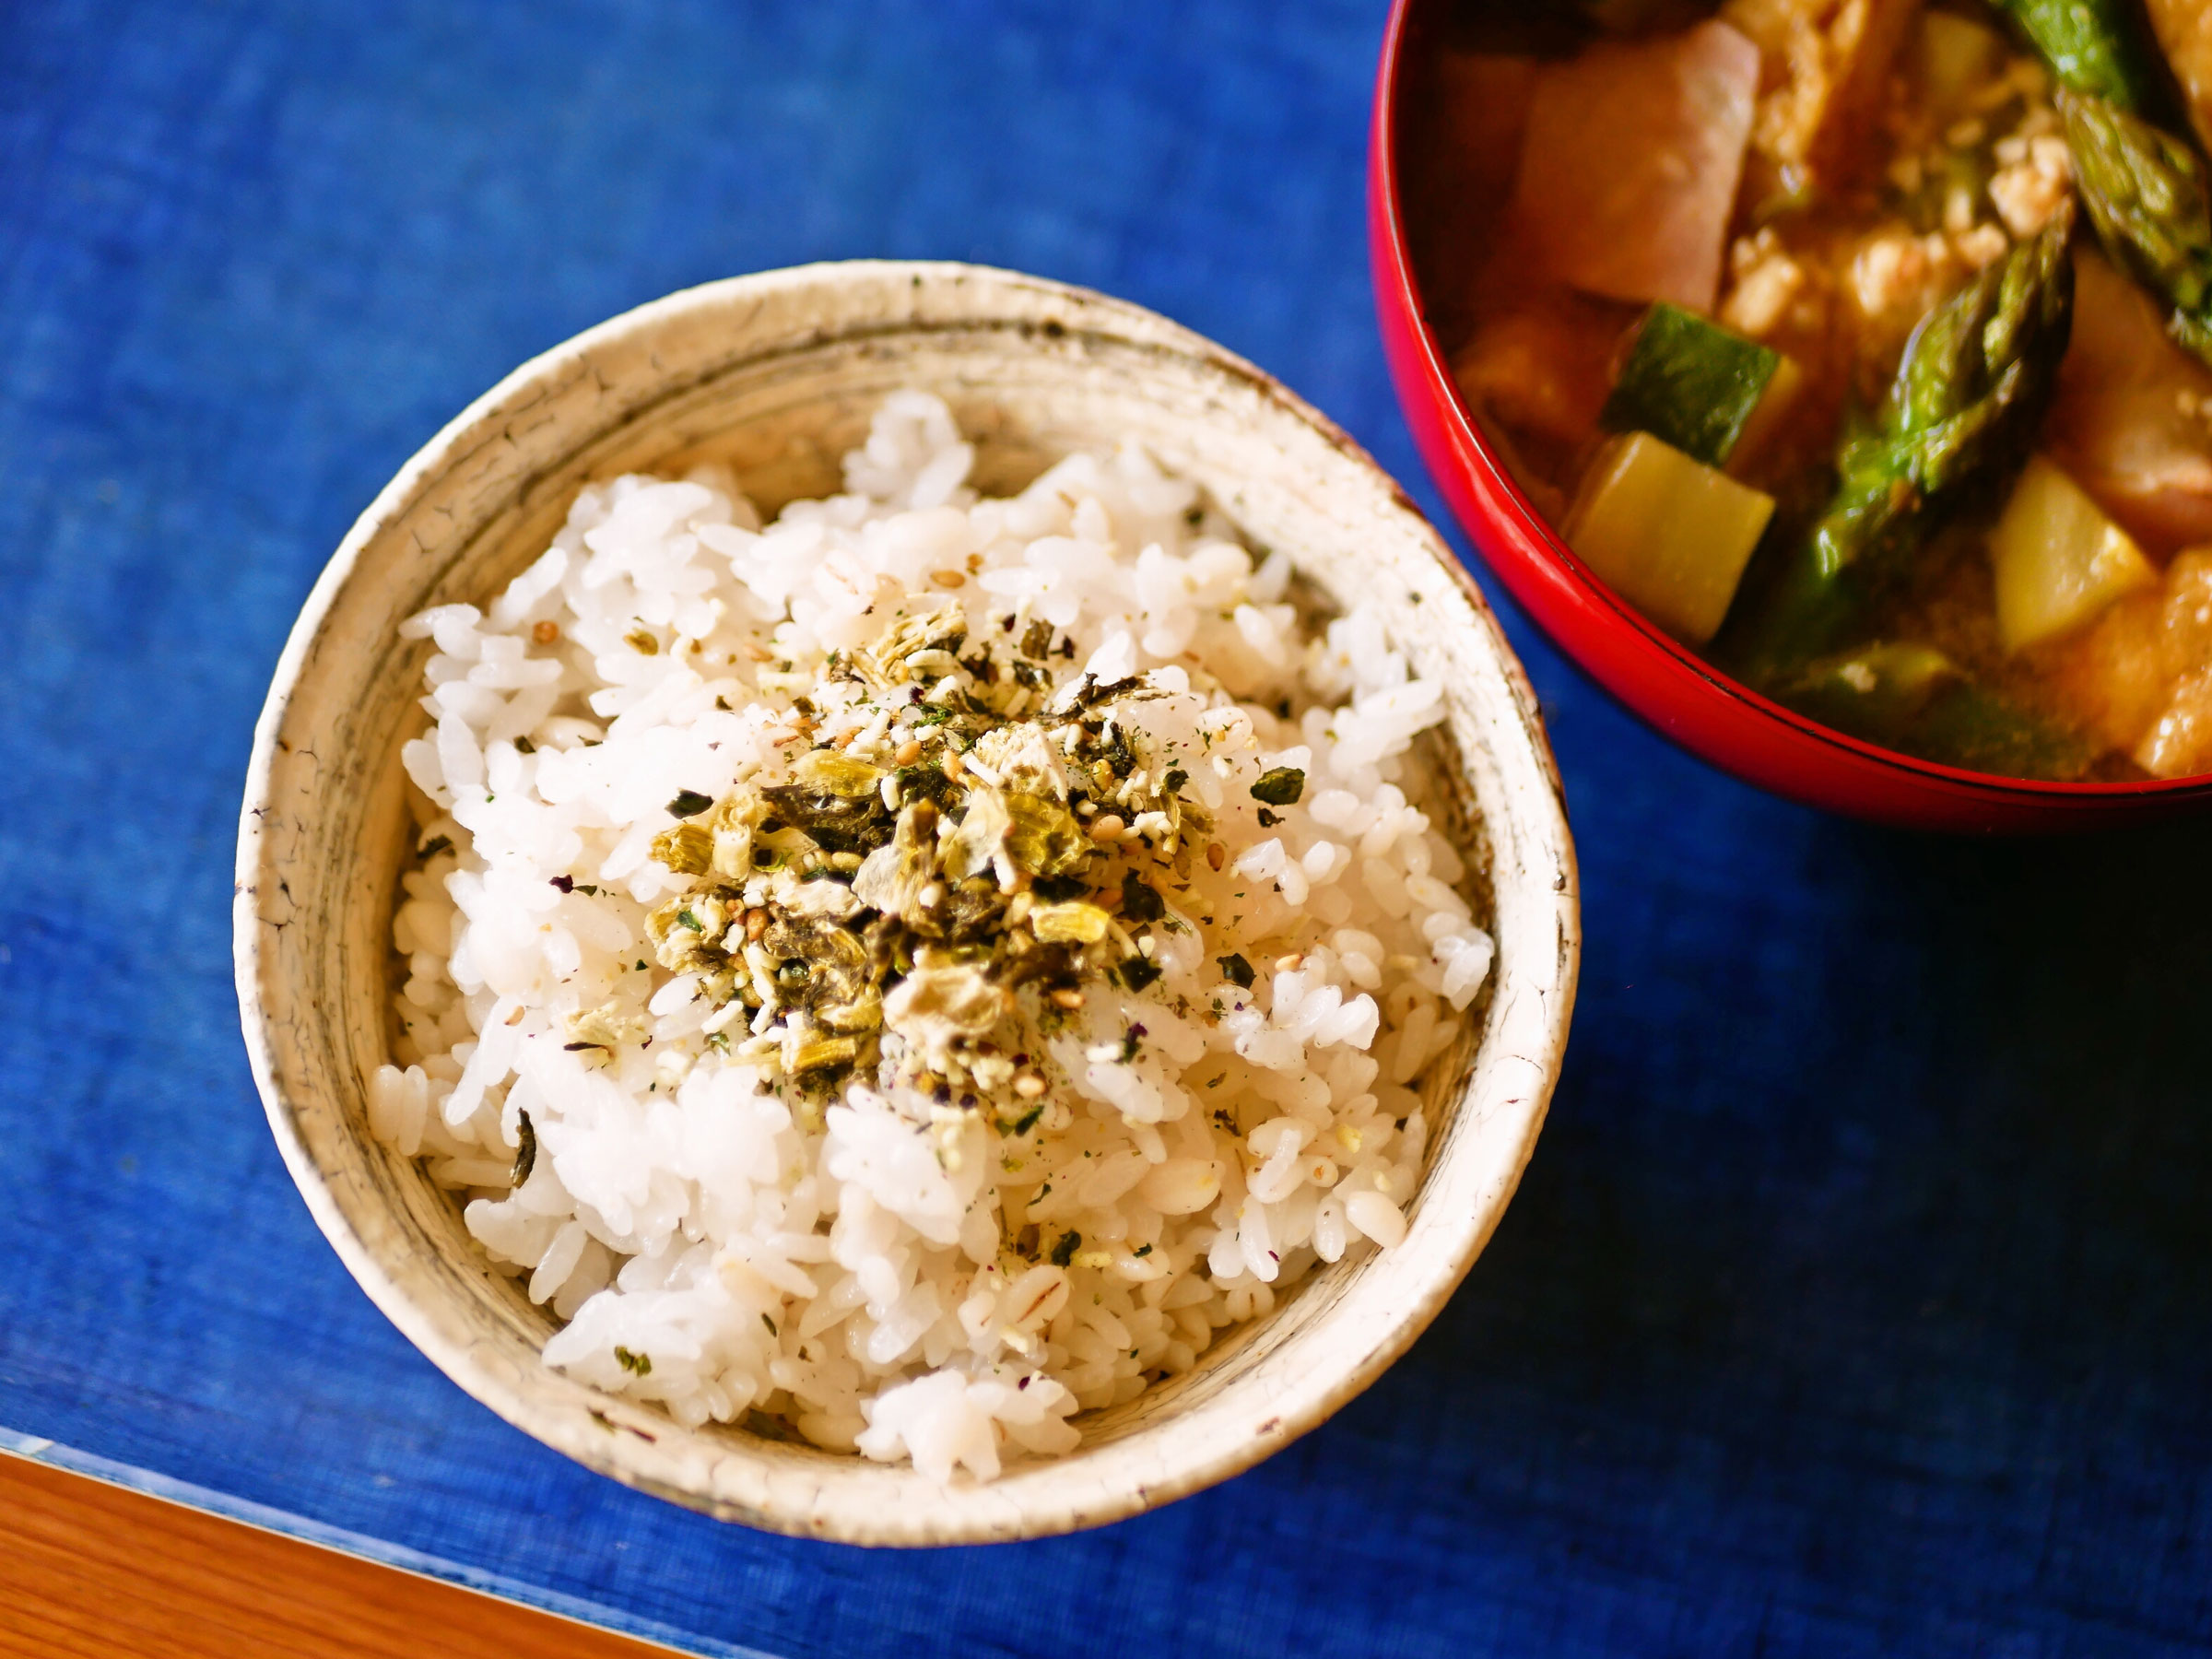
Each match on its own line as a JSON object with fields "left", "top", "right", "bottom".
{"left": 233, "top": 261, "right": 1578, "bottom": 1546}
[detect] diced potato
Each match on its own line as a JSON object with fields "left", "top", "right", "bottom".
{"left": 1509, "top": 21, "right": 1761, "bottom": 312}
{"left": 1912, "top": 9, "right": 2007, "bottom": 117}
{"left": 1992, "top": 456, "right": 2159, "bottom": 653}
{"left": 1564, "top": 432, "right": 1778, "bottom": 644}
{"left": 2045, "top": 253, "right": 2212, "bottom": 556}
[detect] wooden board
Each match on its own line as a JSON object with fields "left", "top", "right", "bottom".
{"left": 0, "top": 1453, "right": 683, "bottom": 1659}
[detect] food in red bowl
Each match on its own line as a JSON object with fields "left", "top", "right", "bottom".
{"left": 1371, "top": 0, "right": 2212, "bottom": 829}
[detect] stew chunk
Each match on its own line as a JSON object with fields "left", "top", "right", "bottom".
{"left": 1509, "top": 20, "right": 1763, "bottom": 313}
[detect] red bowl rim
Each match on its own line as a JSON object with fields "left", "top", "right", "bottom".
{"left": 1368, "top": 0, "right": 2212, "bottom": 811}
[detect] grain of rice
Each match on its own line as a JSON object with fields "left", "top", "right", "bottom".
{"left": 373, "top": 394, "right": 1494, "bottom": 1483}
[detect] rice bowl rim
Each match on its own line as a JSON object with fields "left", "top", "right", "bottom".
{"left": 234, "top": 259, "right": 1580, "bottom": 1545}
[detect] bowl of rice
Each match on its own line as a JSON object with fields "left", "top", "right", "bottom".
{"left": 235, "top": 261, "right": 1578, "bottom": 1545}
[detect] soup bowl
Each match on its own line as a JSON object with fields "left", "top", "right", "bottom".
{"left": 1369, "top": 0, "right": 2212, "bottom": 831}
{"left": 234, "top": 260, "right": 1579, "bottom": 1545}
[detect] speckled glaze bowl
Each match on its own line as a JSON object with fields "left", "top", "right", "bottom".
{"left": 234, "top": 261, "right": 1579, "bottom": 1545}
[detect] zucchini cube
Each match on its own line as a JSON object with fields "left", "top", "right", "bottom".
{"left": 1600, "top": 303, "right": 1787, "bottom": 470}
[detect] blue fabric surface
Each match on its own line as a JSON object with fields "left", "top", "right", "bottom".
{"left": 2, "top": 2, "right": 2208, "bottom": 1654}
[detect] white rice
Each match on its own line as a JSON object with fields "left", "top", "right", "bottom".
{"left": 372, "top": 393, "right": 1494, "bottom": 1483}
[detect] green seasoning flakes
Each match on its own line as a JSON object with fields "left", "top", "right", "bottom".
{"left": 1050, "top": 1230, "right": 1082, "bottom": 1267}
{"left": 1118, "top": 955, "right": 1162, "bottom": 992}
{"left": 623, "top": 596, "right": 1230, "bottom": 1113}
{"left": 511, "top": 1110, "right": 536, "bottom": 1188}
{"left": 1218, "top": 952, "right": 1255, "bottom": 988}
{"left": 614, "top": 1346, "right": 653, "bottom": 1376}
{"left": 1250, "top": 767, "right": 1305, "bottom": 806}
{"left": 1119, "top": 869, "right": 1165, "bottom": 923}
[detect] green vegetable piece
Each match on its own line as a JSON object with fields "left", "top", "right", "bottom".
{"left": 1600, "top": 303, "right": 1783, "bottom": 469}
{"left": 1989, "top": 0, "right": 2160, "bottom": 111}
{"left": 1779, "top": 642, "right": 2095, "bottom": 779}
{"left": 1782, "top": 642, "right": 1968, "bottom": 733}
{"left": 1725, "top": 214, "right": 2077, "bottom": 677}
{"left": 1050, "top": 1230, "right": 1082, "bottom": 1267}
{"left": 1250, "top": 767, "right": 1306, "bottom": 806}
{"left": 2059, "top": 88, "right": 2212, "bottom": 366}
{"left": 1218, "top": 953, "right": 1255, "bottom": 989}
{"left": 665, "top": 789, "right": 714, "bottom": 818}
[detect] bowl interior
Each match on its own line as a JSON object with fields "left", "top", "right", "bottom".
{"left": 237, "top": 262, "right": 1577, "bottom": 1544}
{"left": 1371, "top": 0, "right": 2212, "bottom": 826}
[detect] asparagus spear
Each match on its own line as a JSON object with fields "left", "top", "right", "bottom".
{"left": 2058, "top": 87, "right": 2212, "bottom": 361}
{"left": 1989, "top": 0, "right": 2212, "bottom": 361}
{"left": 1988, "top": 0, "right": 2162, "bottom": 111}
{"left": 1724, "top": 213, "right": 2077, "bottom": 677}
{"left": 1782, "top": 642, "right": 2094, "bottom": 779}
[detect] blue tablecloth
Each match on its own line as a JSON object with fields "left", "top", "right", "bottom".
{"left": 3, "top": 3, "right": 2207, "bottom": 1654}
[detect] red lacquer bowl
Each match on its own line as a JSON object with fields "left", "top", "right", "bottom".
{"left": 1369, "top": 0, "right": 2212, "bottom": 831}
